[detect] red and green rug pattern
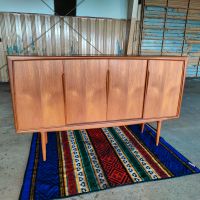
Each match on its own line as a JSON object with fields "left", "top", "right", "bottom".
{"left": 20, "top": 124, "right": 200, "bottom": 200}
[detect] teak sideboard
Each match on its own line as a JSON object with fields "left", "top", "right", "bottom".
{"left": 7, "top": 56, "right": 188, "bottom": 161}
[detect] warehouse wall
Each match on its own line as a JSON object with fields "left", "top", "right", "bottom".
{"left": 1, "top": 0, "right": 200, "bottom": 81}
{"left": 0, "top": 13, "right": 128, "bottom": 82}
{"left": 140, "top": 0, "right": 200, "bottom": 77}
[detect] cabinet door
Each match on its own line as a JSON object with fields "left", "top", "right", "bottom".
{"left": 64, "top": 59, "right": 108, "bottom": 124}
{"left": 143, "top": 60, "right": 184, "bottom": 119}
{"left": 107, "top": 59, "right": 147, "bottom": 120}
{"left": 14, "top": 60, "right": 65, "bottom": 131}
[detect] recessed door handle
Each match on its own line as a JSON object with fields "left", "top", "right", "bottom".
{"left": 62, "top": 73, "right": 67, "bottom": 124}
{"left": 145, "top": 68, "right": 150, "bottom": 90}
{"left": 62, "top": 73, "right": 65, "bottom": 92}
{"left": 106, "top": 69, "right": 110, "bottom": 100}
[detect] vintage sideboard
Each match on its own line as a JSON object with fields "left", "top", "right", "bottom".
{"left": 7, "top": 56, "right": 188, "bottom": 161}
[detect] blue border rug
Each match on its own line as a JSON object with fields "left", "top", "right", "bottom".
{"left": 19, "top": 124, "right": 200, "bottom": 200}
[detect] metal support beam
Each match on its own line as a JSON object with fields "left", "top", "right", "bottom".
{"left": 126, "top": 0, "right": 139, "bottom": 55}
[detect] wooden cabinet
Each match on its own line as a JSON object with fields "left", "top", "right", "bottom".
{"left": 107, "top": 60, "right": 147, "bottom": 120}
{"left": 63, "top": 59, "right": 108, "bottom": 124}
{"left": 8, "top": 56, "right": 187, "bottom": 161}
{"left": 13, "top": 60, "right": 65, "bottom": 131}
{"left": 143, "top": 60, "right": 184, "bottom": 119}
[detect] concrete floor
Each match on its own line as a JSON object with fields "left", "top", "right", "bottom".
{"left": 0, "top": 78, "right": 200, "bottom": 200}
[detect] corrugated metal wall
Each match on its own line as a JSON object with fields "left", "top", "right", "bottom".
{"left": 1, "top": 0, "right": 200, "bottom": 82}
{"left": 0, "top": 13, "right": 128, "bottom": 82}
{"left": 140, "top": 0, "right": 200, "bottom": 77}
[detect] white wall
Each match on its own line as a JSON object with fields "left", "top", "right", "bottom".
{"left": 0, "top": 0, "right": 128, "bottom": 19}
{"left": 76, "top": 0, "right": 128, "bottom": 19}
{"left": 0, "top": 0, "right": 54, "bottom": 15}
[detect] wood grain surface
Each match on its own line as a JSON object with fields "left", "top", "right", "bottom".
{"left": 143, "top": 60, "right": 184, "bottom": 118}
{"left": 7, "top": 56, "right": 187, "bottom": 133}
{"left": 13, "top": 60, "right": 65, "bottom": 130}
{"left": 64, "top": 59, "right": 108, "bottom": 124}
{"left": 107, "top": 59, "right": 147, "bottom": 120}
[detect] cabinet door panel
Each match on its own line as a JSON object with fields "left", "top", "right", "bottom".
{"left": 14, "top": 60, "right": 65, "bottom": 131}
{"left": 143, "top": 60, "right": 184, "bottom": 118}
{"left": 64, "top": 59, "right": 108, "bottom": 124}
{"left": 107, "top": 60, "right": 147, "bottom": 120}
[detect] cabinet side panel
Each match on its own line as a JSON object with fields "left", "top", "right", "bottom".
{"left": 64, "top": 59, "right": 108, "bottom": 124}
{"left": 143, "top": 60, "right": 184, "bottom": 118}
{"left": 107, "top": 59, "right": 147, "bottom": 120}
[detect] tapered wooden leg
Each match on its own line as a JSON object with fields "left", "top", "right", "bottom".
{"left": 45, "top": 132, "right": 48, "bottom": 144}
{"left": 156, "top": 121, "right": 162, "bottom": 146}
{"left": 41, "top": 132, "right": 47, "bottom": 161}
{"left": 141, "top": 123, "right": 145, "bottom": 133}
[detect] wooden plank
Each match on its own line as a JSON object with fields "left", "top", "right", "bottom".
{"left": 7, "top": 55, "right": 188, "bottom": 61}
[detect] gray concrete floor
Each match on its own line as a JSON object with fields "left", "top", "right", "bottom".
{"left": 0, "top": 79, "right": 200, "bottom": 200}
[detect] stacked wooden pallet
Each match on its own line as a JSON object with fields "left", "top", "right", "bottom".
{"left": 141, "top": 0, "right": 200, "bottom": 77}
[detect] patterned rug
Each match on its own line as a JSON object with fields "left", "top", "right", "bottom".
{"left": 19, "top": 124, "right": 200, "bottom": 200}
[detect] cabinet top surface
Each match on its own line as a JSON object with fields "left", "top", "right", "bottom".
{"left": 7, "top": 55, "right": 188, "bottom": 62}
